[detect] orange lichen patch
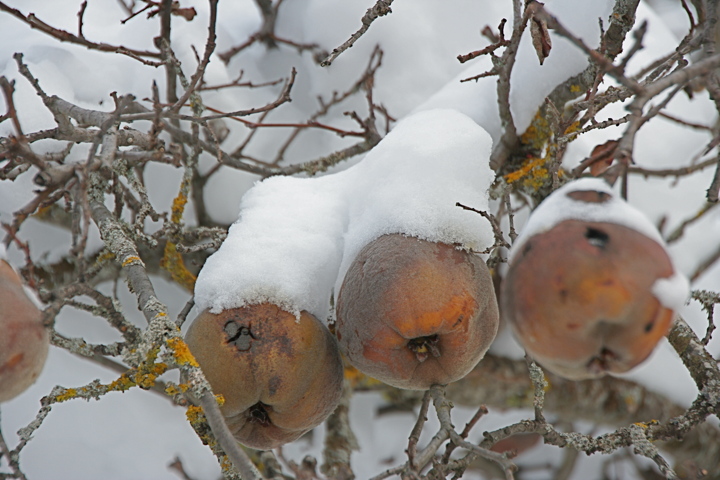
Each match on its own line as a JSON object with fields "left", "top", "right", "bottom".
{"left": 564, "top": 120, "right": 581, "bottom": 136}
{"left": 54, "top": 388, "right": 79, "bottom": 402}
{"left": 634, "top": 420, "right": 658, "bottom": 429}
{"left": 160, "top": 242, "right": 197, "bottom": 292}
{"left": 108, "top": 373, "right": 136, "bottom": 392}
{"left": 219, "top": 456, "right": 234, "bottom": 475}
{"left": 504, "top": 111, "right": 580, "bottom": 192}
{"left": 33, "top": 205, "right": 53, "bottom": 218}
{"left": 504, "top": 156, "right": 550, "bottom": 190}
{"left": 121, "top": 255, "right": 143, "bottom": 267}
{"left": 95, "top": 250, "right": 116, "bottom": 265}
{"left": 166, "top": 337, "right": 199, "bottom": 367}
{"left": 171, "top": 183, "right": 189, "bottom": 224}
{"left": 165, "top": 383, "right": 189, "bottom": 396}
{"left": 160, "top": 178, "right": 197, "bottom": 292}
{"left": 135, "top": 362, "right": 168, "bottom": 389}
{"left": 520, "top": 111, "right": 551, "bottom": 151}
{"left": 185, "top": 403, "right": 220, "bottom": 450}
{"left": 186, "top": 404, "right": 205, "bottom": 425}
{"left": 105, "top": 360, "right": 168, "bottom": 393}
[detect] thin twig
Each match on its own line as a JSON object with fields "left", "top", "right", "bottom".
{"left": 320, "top": 0, "right": 393, "bottom": 66}
{"left": 0, "top": 1, "right": 163, "bottom": 65}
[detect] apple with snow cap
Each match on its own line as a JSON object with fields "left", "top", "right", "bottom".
{"left": 335, "top": 234, "right": 499, "bottom": 390}
{"left": 502, "top": 178, "right": 689, "bottom": 380}
{"left": 184, "top": 303, "right": 344, "bottom": 450}
{"left": 0, "top": 249, "right": 49, "bottom": 403}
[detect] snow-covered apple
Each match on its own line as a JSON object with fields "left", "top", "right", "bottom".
{"left": 502, "top": 178, "right": 689, "bottom": 380}
{"left": 335, "top": 234, "right": 499, "bottom": 390}
{"left": 184, "top": 303, "right": 344, "bottom": 450}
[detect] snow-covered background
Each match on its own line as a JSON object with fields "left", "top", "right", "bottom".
{"left": 1, "top": 0, "right": 719, "bottom": 478}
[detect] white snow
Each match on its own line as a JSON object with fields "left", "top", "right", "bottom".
{"left": 194, "top": 172, "right": 349, "bottom": 319}
{"left": 195, "top": 108, "right": 496, "bottom": 319}
{"left": 652, "top": 272, "right": 691, "bottom": 311}
{"left": 415, "top": 0, "right": 615, "bottom": 142}
{"left": 509, "top": 177, "right": 666, "bottom": 260}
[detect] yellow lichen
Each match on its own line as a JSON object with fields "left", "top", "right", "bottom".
{"left": 165, "top": 383, "right": 189, "bottom": 396}
{"left": 633, "top": 420, "right": 659, "bottom": 429}
{"left": 520, "top": 111, "right": 552, "bottom": 152}
{"left": 55, "top": 388, "right": 78, "bottom": 402}
{"left": 166, "top": 337, "right": 200, "bottom": 367}
{"left": 145, "top": 346, "right": 161, "bottom": 364}
{"left": 569, "top": 84, "right": 582, "bottom": 93}
{"left": 505, "top": 107, "right": 583, "bottom": 193}
{"left": 504, "top": 156, "right": 551, "bottom": 191}
{"left": 108, "top": 374, "right": 136, "bottom": 392}
{"left": 160, "top": 241, "right": 197, "bottom": 291}
{"left": 219, "top": 456, "right": 233, "bottom": 474}
{"left": 186, "top": 404, "right": 206, "bottom": 426}
{"left": 563, "top": 121, "right": 581, "bottom": 135}
{"left": 171, "top": 184, "right": 189, "bottom": 224}
{"left": 121, "top": 255, "right": 143, "bottom": 267}
{"left": 135, "top": 362, "right": 168, "bottom": 389}
{"left": 95, "top": 250, "right": 116, "bottom": 266}
{"left": 160, "top": 178, "right": 197, "bottom": 292}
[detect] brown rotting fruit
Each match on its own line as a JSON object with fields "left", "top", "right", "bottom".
{"left": 335, "top": 234, "right": 499, "bottom": 390}
{"left": 184, "top": 303, "right": 344, "bottom": 450}
{"left": 502, "top": 219, "right": 678, "bottom": 380}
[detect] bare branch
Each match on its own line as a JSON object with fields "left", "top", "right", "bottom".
{"left": 320, "top": 0, "right": 393, "bottom": 67}
{"left": 0, "top": 1, "right": 163, "bottom": 65}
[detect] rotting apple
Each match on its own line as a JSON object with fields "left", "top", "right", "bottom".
{"left": 502, "top": 219, "right": 678, "bottom": 380}
{"left": 0, "top": 259, "right": 49, "bottom": 403}
{"left": 335, "top": 234, "right": 499, "bottom": 390}
{"left": 184, "top": 303, "right": 344, "bottom": 450}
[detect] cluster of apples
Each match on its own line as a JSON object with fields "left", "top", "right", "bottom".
{"left": 183, "top": 109, "right": 502, "bottom": 450}
{"left": 184, "top": 174, "right": 687, "bottom": 450}
{"left": 185, "top": 233, "right": 500, "bottom": 449}
{"left": 0, "top": 252, "right": 49, "bottom": 403}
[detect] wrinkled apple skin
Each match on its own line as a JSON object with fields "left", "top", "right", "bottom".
{"left": 185, "top": 303, "right": 344, "bottom": 450}
{"left": 0, "top": 260, "right": 49, "bottom": 403}
{"left": 502, "top": 219, "right": 676, "bottom": 380}
{"left": 336, "top": 234, "right": 499, "bottom": 390}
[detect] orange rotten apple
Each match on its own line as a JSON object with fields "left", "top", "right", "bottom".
{"left": 502, "top": 182, "right": 686, "bottom": 380}
{"left": 184, "top": 303, "right": 344, "bottom": 450}
{"left": 335, "top": 233, "right": 500, "bottom": 390}
{"left": 0, "top": 259, "right": 49, "bottom": 402}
